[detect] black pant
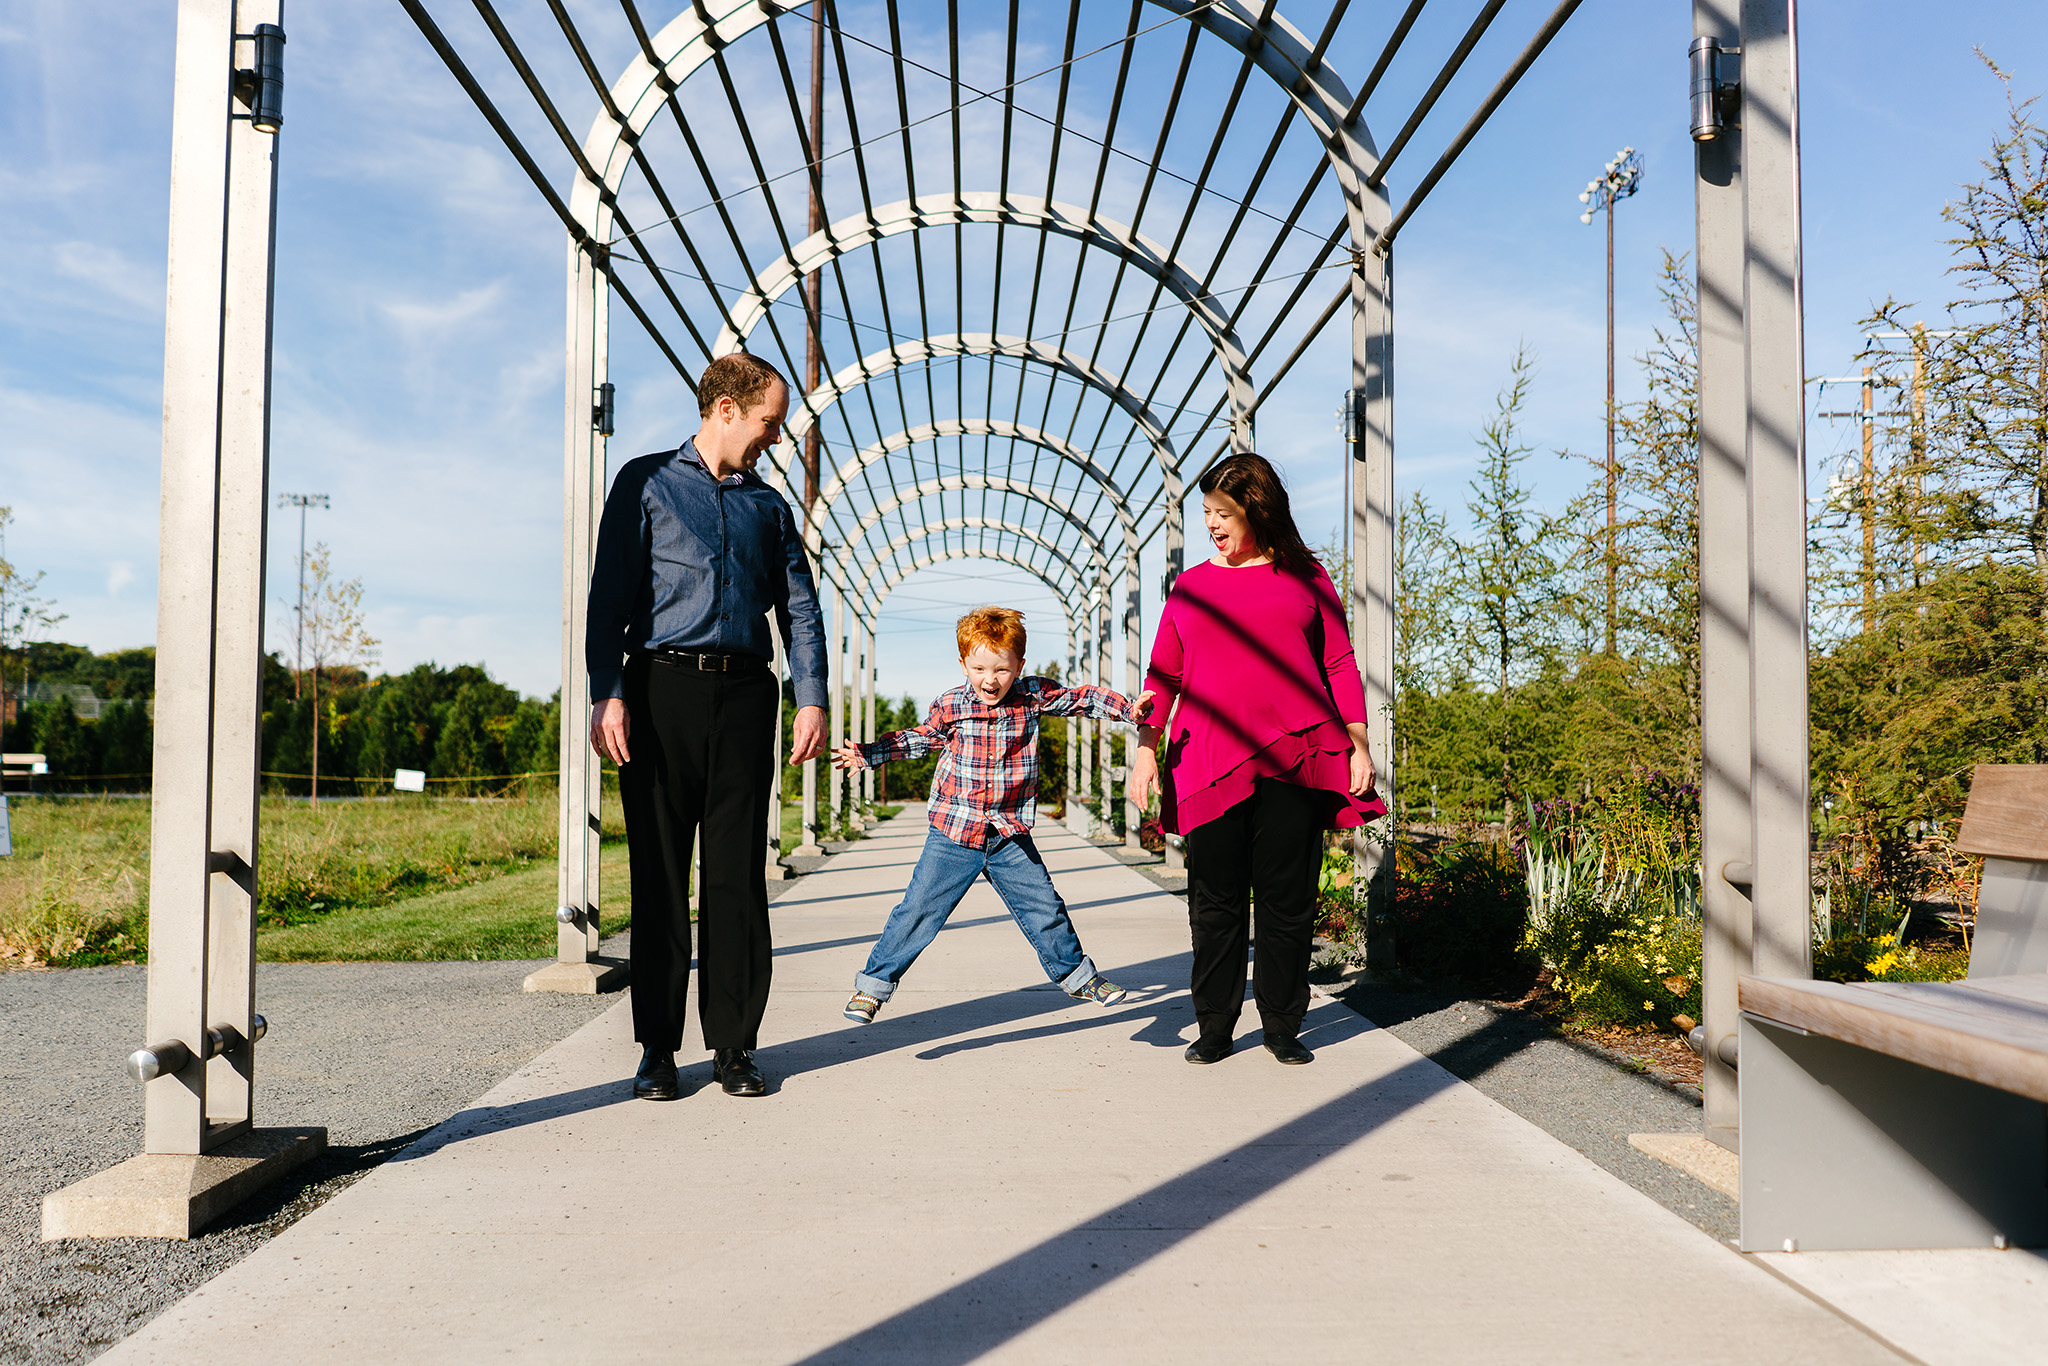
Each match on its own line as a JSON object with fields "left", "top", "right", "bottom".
{"left": 619, "top": 654, "right": 776, "bottom": 1052}
{"left": 1183, "top": 777, "right": 1324, "bottom": 1043}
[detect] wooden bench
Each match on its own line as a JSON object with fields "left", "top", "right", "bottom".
{"left": 1737, "top": 764, "right": 2048, "bottom": 1251}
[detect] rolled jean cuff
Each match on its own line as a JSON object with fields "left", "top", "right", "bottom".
{"left": 854, "top": 970, "right": 897, "bottom": 1002}
{"left": 1058, "top": 956, "right": 1099, "bottom": 995}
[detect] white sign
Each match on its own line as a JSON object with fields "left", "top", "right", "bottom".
{"left": 0, "top": 796, "right": 11, "bottom": 857}
{"left": 392, "top": 768, "right": 427, "bottom": 793}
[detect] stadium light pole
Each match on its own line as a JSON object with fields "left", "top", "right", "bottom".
{"left": 276, "top": 492, "right": 328, "bottom": 698}
{"left": 1580, "top": 147, "right": 1643, "bottom": 656}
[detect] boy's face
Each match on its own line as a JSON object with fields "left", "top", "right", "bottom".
{"left": 960, "top": 644, "right": 1023, "bottom": 705}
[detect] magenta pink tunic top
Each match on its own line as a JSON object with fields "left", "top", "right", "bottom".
{"left": 1143, "top": 559, "right": 1387, "bottom": 836}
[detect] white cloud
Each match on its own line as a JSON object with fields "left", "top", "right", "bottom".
{"left": 105, "top": 560, "right": 133, "bottom": 595}
{"left": 52, "top": 241, "right": 163, "bottom": 314}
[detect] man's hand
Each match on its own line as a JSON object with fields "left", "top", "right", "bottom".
{"left": 1132, "top": 689, "right": 1156, "bottom": 722}
{"left": 1127, "top": 740, "right": 1160, "bottom": 812}
{"left": 590, "top": 697, "right": 631, "bottom": 766}
{"left": 831, "top": 742, "right": 867, "bottom": 771}
{"left": 789, "top": 705, "right": 827, "bottom": 765}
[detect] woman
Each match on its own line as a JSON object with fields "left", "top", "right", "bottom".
{"left": 1129, "top": 452, "right": 1383, "bottom": 1066}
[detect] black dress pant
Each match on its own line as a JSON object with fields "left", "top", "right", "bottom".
{"left": 619, "top": 653, "right": 777, "bottom": 1052}
{"left": 1183, "top": 777, "right": 1324, "bottom": 1043}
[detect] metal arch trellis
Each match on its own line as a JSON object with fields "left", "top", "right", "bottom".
{"left": 382, "top": 0, "right": 1613, "bottom": 967}
{"left": 121, "top": 0, "right": 1821, "bottom": 1196}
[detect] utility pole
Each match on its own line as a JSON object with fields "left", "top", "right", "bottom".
{"left": 1580, "top": 147, "right": 1643, "bottom": 656}
{"left": 1814, "top": 372, "right": 1882, "bottom": 630}
{"left": 276, "top": 492, "right": 328, "bottom": 698}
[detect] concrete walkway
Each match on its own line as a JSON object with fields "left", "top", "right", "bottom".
{"left": 104, "top": 809, "right": 1915, "bottom": 1364}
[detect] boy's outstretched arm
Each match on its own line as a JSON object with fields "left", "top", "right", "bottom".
{"left": 834, "top": 696, "right": 955, "bottom": 771}
{"left": 1037, "top": 679, "right": 1155, "bottom": 725}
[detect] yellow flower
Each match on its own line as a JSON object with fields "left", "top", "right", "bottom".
{"left": 1642, "top": 1000, "right": 1654, "bottom": 1011}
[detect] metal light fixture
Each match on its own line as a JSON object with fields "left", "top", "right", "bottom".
{"left": 592, "top": 381, "right": 616, "bottom": 437}
{"left": 233, "top": 23, "right": 287, "bottom": 134}
{"left": 1689, "top": 37, "right": 1740, "bottom": 143}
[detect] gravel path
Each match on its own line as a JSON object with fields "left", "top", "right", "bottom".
{"left": 0, "top": 956, "right": 630, "bottom": 1365}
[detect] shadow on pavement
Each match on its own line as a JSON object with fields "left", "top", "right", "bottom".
{"left": 792, "top": 998, "right": 1482, "bottom": 1365}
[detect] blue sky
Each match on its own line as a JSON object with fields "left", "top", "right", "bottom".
{"left": 2, "top": 1, "right": 2042, "bottom": 707}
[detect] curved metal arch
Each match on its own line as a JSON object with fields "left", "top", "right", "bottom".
{"left": 842, "top": 477, "right": 1131, "bottom": 574}
{"left": 866, "top": 548, "right": 1079, "bottom": 639}
{"left": 842, "top": 519, "right": 1106, "bottom": 611}
{"left": 570, "top": 0, "right": 1388, "bottom": 256}
{"left": 710, "top": 193, "right": 1255, "bottom": 450}
{"left": 802, "top": 418, "right": 1137, "bottom": 552}
{"left": 775, "top": 334, "right": 1180, "bottom": 506}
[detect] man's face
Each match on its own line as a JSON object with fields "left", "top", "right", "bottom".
{"left": 721, "top": 380, "right": 789, "bottom": 471}
{"left": 960, "top": 644, "right": 1022, "bottom": 705}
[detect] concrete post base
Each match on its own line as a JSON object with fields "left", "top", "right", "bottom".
{"left": 767, "top": 857, "right": 795, "bottom": 880}
{"left": 791, "top": 844, "right": 825, "bottom": 857}
{"left": 522, "top": 957, "right": 628, "bottom": 994}
{"left": 42, "top": 1126, "right": 326, "bottom": 1241}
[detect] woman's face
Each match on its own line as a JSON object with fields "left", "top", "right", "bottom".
{"left": 1202, "top": 488, "right": 1262, "bottom": 562}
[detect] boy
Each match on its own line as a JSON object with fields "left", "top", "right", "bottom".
{"left": 832, "top": 606, "right": 1150, "bottom": 1023}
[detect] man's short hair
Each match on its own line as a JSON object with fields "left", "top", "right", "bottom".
{"left": 956, "top": 606, "right": 1027, "bottom": 661}
{"left": 697, "top": 353, "right": 787, "bottom": 418}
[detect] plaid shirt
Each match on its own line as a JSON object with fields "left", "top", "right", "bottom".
{"left": 859, "top": 676, "right": 1136, "bottom": 848}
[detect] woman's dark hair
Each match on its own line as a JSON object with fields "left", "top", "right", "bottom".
{"left": 1198, "top": 452, "right": 1318, "bottom": 579}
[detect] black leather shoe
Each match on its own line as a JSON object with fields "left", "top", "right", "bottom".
{"left": 633, "top": 1046, "right": 679, "bottom": 1101}
{"left": 1184, "top": 1036, "right": 1232, "bottom": 1065}
{"left": 713, "top": 1048, "right": 768, "bottom": 1097}
{"left": 1264, "top": 1035, "right": 1314, "bottom": 1065}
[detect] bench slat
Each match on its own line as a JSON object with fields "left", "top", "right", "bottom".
{"left": 1739, "top": 975, "right": 2048, "bottom": 1104}
{"left": 1956, "top": 764, "right": 2048, "bottom": 860}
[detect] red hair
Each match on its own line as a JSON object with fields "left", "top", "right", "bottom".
{"left": 956, "top": 606, "right": 1027, "bottom": 660}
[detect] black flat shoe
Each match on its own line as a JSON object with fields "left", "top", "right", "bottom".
{"left": 1264, "top": 1036, "right": 1314, "bottom": 1065}
{"left": 633, "top": 1046, "right": 679, "bottom": 1101}
{"left": 713, "top": 1048, "right": 768, "bottom": 1097}
{"left": 1184, "top": 1036, "right": 1232, "bottom": 1065}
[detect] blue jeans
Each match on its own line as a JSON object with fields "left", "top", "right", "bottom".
{"left": 856, "top": 826, "right": 1097, "bottom": 1001}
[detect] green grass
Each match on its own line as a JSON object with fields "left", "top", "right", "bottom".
{"left": 258, "top": 842, "right": 635, "bottom": 962}
{"left": 1, "top": 790, "right": 624, "bottom": 968}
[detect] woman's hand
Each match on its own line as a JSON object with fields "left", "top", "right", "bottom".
{"left": 1346, "top": 723, "right": 1375, "bottom": 797}
{"left": 1127, "top": 743, "right": 1161, "bottom": 811}
{"left": 831, "top": 742, "right": 867, "bottom": 771}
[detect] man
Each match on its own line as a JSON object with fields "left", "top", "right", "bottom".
{"left": 588, "top": 353, "right": 827, "bottom": 1101}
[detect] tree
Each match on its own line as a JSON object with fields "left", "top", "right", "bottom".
{"left": 300, "top": 543, "right": 379, "bottom": 805}
{"left": 1453, "top": 347, "right": 1570, "bottom": 814}
{"left": 1924, "top": 60, "right": 2048, "bottom": 624}
{"left": 0, "top": 507, "right": 66, "bottom": 777}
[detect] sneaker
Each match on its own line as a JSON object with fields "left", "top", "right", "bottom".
{"left": 843, "top": 991, "right": 883, "bottom": 1024}
{"left": 1069, "top": 974, "right": 1128, "bottom": 1007}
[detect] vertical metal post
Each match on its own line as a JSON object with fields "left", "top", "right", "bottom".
{"left": 863, "top": 619, "right": 876, "bottom": 808}
{"left": 1695, "top": 0, "right": 1750, "bottom": 1152}
{"left": 205, "top": 0, "right": 282, "bottom": 1133}
{"left": 1123, "top": 557, "right": 1142, "bottom": 850}
{"left": 556, "top": 235, "right": 606, "bottom": 967}
{"left": 1075, "top": 601, "right": 1093, "bottom": 834}
{"left": 1605, "top": 183, "right": 1619, "bottom": 656}
{"left": 1073, "top": 622, "right": 1089, "bottom": 835}
{"left": 828, "top": 576, "right": 844, "bottom": 833}
{"left": 1859, "top": 367, "right": 1875, "bottom": 629}
{"left": 1353, "top": 247, "right": 1396, "bottom": 968}
{"left": 147, "top": 0, "right": 281, "bottom": 1154}
{"left": 1741, "top": 0, "right": 1811, "bottom": 983}
{"left": 1096, "top": 575, "right": 1113, "bottom": 836}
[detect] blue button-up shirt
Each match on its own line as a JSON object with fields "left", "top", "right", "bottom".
{"left": 586, "top": 438, "right": 828, "bottom": 709}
